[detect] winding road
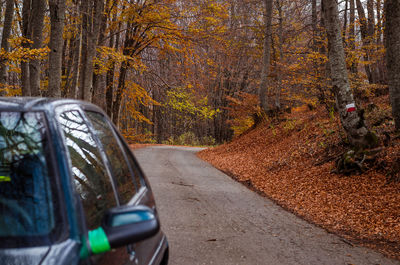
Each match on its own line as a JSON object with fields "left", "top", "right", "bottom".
{"left": 134, "top": 146, "right": 399, "bottom": 265}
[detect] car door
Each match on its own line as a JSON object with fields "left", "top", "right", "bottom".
{"left": 56, "top": 109, "right": 128, "bottom": 265}
{"left": 83, "top": 110, "right": 164, "bottom": 265}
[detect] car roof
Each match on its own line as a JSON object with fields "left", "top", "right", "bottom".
{"left": 0, "top": 97, "right": 102, "bottom": 113}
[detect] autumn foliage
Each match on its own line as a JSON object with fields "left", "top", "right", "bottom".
{"left": 199, "top": 95, "right": 400, "bottom": 259}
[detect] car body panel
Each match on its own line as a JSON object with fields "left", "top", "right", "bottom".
{"left": 0, "top": 97, "right": 168, "bottom": 265}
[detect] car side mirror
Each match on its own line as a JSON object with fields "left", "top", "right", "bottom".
{"left": 86, "top": 205, "right": 160, "bottom": 255}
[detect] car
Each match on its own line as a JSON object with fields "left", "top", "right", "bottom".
{"left": 0, "top": 97, "right": 168, "bottom": 265}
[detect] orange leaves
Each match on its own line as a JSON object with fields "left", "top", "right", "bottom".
{"left": 123, "top": 81, "right": 158, "bottom": 125}
{"left": 0, "top": 83, "right": 21, "bottom": 96}
{"left": 226, "top": 92, "right": 261, "bottom": 136}
{"left": 1, "top": 37, "right": 50, "bottom": 63}
{"left": 199, "top": 106, "right": 400, "bottom": 259}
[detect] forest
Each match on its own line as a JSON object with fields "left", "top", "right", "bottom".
{"left": 0, "top": 0, "right": 399, "bottom": 148}
{"left": 1, "top": 0, "right": 400, "bottom": 258}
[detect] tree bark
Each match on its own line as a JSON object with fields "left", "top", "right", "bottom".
{"left": 0, "top": 0, "right": 15, "bottom": 96}
{"left": 322, "top": 0, "right": 375, "bottom": 148}
{"left": 78, "top": 0, "right": 103, "bottom": 101}
{"left": 356, "top": 0, "right": 379, "bottom": 83}
{"left": 367, "top": 0, "right": 375, "bottom": 38}
{"left": 259, "top": 0, "right": 273, "bottom": 113}
{"left": 367, "top": 0, "right": 380, "bottom": 83}
{"left": 312, "top": 0, "right": 318, "bottom": 51}
{"left": 70, "top": 16, "right": 82, "bottom": 99}
{"left": 48, "top": 0, "right": 66, "bottom": 97}
{"left": 77, "top": 0, "right": 88, "bottom": 100}
{"left": 105, "top": 10, "right": 121, "bottom": 118}
{"left": 376, "top": 0, "right": 382, "bottom": 44}
{"left": 343, "top": 0, "right": 348, "bottom": 42}
{"left": 275, "top": 0, "right": 283, "bottom": 110}
{"left": 349, "top": 0, "right": 357, "bottom": 74}
{"left": 385, "top": 0, "right": 400, "bottom": 130}
{"left": 21, "top": 0, "right": 31, "bottom": 96}
{"left": 112, "top": 61, "right": 128, "bottom": 126}
{"left": 29, "top": 0, "right": 46, "bottom": 96}
{"left": 92, "top": 0, "right": 109, "bottom": 109}
{"left": 376, "top": 0, "right": 386, "bottom": 83}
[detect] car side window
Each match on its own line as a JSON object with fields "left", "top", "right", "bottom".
{"left": 85, "top": 111, "right": 140, "bottom": 204}
{"left": 58, "top": 110, "right": 117, "bottom": 229}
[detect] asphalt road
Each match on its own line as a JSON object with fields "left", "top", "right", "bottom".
{"left": 133, "top": 146, "right": 399, "bottom": 265}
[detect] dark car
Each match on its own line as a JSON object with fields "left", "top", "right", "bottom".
{"left": 0, "top": 97, "right": 168, "bottom": 265}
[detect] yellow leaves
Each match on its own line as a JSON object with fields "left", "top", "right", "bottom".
{"left": 94, "top": 46, "right": 147, "bottom": 75}
{"left": 183, "top": 0, "right": 228, "bottom": 40}
{"left": 9, "top": 36, "right": 33, "bottom": 47}
{"left": 166, "top": 87, "right": 217, "bottom": 120}
{"left": 0, "top": 83, "right": 21, "bottom": 96}
{"left": 0, "top": 46, "right": 50, "bottom": 63}
{"left": 122, "top": 81, "right": 158, "bottom": 125}
{"left": 2, "top": 37, "right": 50, "bottom": 63}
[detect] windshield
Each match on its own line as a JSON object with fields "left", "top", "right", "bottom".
{"left": 0, "top": 111, "right": 60, "bottom": 248}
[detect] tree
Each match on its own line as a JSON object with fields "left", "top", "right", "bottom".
{"left": 349, "top": 0, "right": 357, "bottom": 74}
{"left": 322, "top": 0, "right": 376, "bottom": 148}
{"left": 63, "top": 3, "right": 81, "bottom": 98}
{"left": 29, "top": 0, "right": 46, "bottom": 96}
{"left": 385, "top": 0, "right": 400, "bottom": 130}
{"left": 78, "top": 0, "right": 104, "bottom": 101}
{"left": 21, "top": 0, "right": 32, "bottom": 96}
{"left": 356, "top": 0, "right": 381, "bottom": 84}
{"left": 259, "top": 0, "right": 273, "bottom": 114}
{"left": 48, "top": 0, "right": 66, "bottom": 97}
{"left": 0, "top": 0, "right": 14, "bottom": 96}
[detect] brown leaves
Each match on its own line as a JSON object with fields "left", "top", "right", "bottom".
{"left": 198, "top": 106, "right": 400, "bottom": 259}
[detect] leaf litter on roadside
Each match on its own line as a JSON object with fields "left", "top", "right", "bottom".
{"left": 198, "top": 97, "right": 400, "bottom": 260}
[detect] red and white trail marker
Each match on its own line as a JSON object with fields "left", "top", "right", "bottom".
{"left": 346, "top": 103, "right": 356, "bottom": 113}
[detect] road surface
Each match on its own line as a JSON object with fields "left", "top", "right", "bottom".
{"left": 134, "top": 146, "right": 399, "bottom": 265}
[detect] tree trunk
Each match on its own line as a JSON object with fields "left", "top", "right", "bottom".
{"left": 275, "top": 0, "right": 283, "bottom": 110}
{"left": 259, "top": 0, "right": 273, "bottom": 113}
{"left": 322, "top": 0, "right": 375, "bottom": 148}
{"left": 78, "top": 0, "right": 103, "bottom": 101}
{"left": 112, "top": 21, "right": 135, "bottom": 126}
{"left": 367, "top": 0, "right": 375, "bottom": 38}
{"left": 29, "top": 0, "right": 46, "bottom": 96}
{"left": 70, "top": 21, "right": 81, "bottom": 99}
{"left": 376, "top": 0, "right": 386, "bottom": 83}
{"left": 61, "top": 37, "right": 67, "bottom": 96}
{"left": 21, "top": 0, "right": 31, "bottom": 96}
{"left": 48, "top": 0, "right": 66, "bottom": 97}
{"left": 106, "top": 4, "right": 123, "bottom": 118}
{"left": 367, "top": 0, "right": 380, "bottom": 83}
{"left": 77, "top": 0, "right": 89, "bottom": 100}
{"left": 376, "top": 0, "right": 382, "bottom": 44}
{"left": 0, "top": 0, "right": 14, "bottom": 96}
{"left": 349, "top": 0, "right": 357, "bottom": 74}
{"left": 356, "top": 0, "right": 376, "bottom": 84}
{"left": 112, "top": 62, "right": 128, "bottom": 126}
{"left": 312, "top": 0, "right": 318, "bottom": 51}
{"left": 343, "top": 0, "right": 348, "bottom": 42}
{"left": 385, "top": 0, "right": 400, "bottom": 130}
{"left": 92, "top": 0, "right": 108, "bottom": 109}
{"left": 105, "top": 41, "right": 116, "bottom": 117}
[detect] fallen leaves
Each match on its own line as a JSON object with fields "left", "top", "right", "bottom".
{"left": 198, "top": 103, "right": 400, "bottom": 260}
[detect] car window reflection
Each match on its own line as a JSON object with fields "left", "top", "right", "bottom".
{"left": 85, "top": 111, "right": 140, "bottom": 204}
{"left": 58, "top": 111, "right": 116, "bottom": 229}
{"left": 0, "top": 112, "right": 56, "bottom": 239}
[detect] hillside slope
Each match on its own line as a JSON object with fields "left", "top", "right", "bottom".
{"left": 198, "top": 99, "right": 400, "bottom": 259}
